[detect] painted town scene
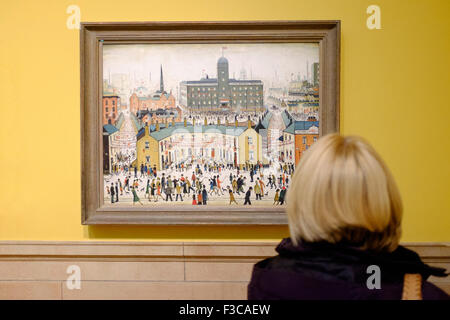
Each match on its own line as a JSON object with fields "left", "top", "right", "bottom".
{"left": 102, "top": 43, "right": 319, "bottom": 207}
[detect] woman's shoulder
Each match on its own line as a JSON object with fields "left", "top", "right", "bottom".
{"left": 248, "top": 254, "right": 354, "bottom": 300}
{"left": 248, "top": 239, "right": 449, "bottom": 300}
{"left": 422, "top": 281, "right": 450, "bottom": 300}
{"left": 248, "top": 253, "right": 449, "bottom": 300}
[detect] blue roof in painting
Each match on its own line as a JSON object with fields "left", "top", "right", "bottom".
{"left": 295, "top": 121, "right": 319, "bottom": 131}
{"left": 303, "top": 102, "right": 319, "bottom": 106}
{"left": 115, "top": 113, "right": 124, "bottom": 130}
{"left": 261, "top": 112, "right": 272, "bottom": 129}
{"left": 130, "top": 113, "right": 143, "bottom": 131}
{"left": 284, "top": 121, "right": 319, "bottom": 134}
{"left": 284, "top": 123, "right": 295, "bottom": 134}
{"left": 181, "top": 79, "right": 218, "bottom": 85}
{"left": 137, "top": 124, "right": 248, "bottom": 142}
{"left": 281, "top": 110, "right": 292, "bottom": 127}
{"left": 103, "top": 124, "right": 118, "bottom": 135}
{"left": 229, "top": 79, "right": 263, "bottom": 84}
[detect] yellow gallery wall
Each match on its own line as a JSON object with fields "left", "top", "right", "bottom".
{"left": 0, "top": 0, "right": 449, "bottom": 242}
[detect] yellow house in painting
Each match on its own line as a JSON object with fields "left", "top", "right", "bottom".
{"left": 237, "top": 121, "right": 262, "bottom": 167}
{"left": 135, "top": 123, "right": 163, "bottom": 171}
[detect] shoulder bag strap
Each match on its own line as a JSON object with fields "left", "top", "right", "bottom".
{"left": 401, "top": 273, "right": 423, "bottom": 300}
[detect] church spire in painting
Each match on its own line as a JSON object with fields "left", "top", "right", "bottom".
{"left": 160, "top": 64, "right": 164, "bottom": 93}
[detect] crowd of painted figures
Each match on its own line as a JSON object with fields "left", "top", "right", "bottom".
{"left": 105, "top": 161, "right": 295, "bottom": 206}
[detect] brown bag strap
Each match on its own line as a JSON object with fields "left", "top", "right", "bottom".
{"left": 402, "top": 273, "right": 423, "bottom": 300}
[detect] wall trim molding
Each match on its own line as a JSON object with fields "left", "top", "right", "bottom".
{"left": 0, "top": 240, "right": 448, "bottom": 260}
{"left": 0, "top": 241, "right": 448, "bottom": 299}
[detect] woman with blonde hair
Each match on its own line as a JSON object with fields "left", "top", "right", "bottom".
{"left": 248, "top": 134, "right": 448, "bottom": 300}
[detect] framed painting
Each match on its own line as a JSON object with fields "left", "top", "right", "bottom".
{"left": 81, "top": 21, "right": 340, "bottom": 225}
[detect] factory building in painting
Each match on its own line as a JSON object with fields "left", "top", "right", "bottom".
{"left": 179, "top": 56, "right": 264, "bottom": 112}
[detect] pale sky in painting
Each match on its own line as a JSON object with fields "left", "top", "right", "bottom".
{"left": 103, "top": 43, "right": 319, "bottom": 92}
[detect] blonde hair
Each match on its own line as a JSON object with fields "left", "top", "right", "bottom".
{"left": 286, "top": 134, "right": 403, "bottom": 252}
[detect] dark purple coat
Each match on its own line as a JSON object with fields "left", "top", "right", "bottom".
{"left": 248, "top": 238, "right": 449, "bottom": 300}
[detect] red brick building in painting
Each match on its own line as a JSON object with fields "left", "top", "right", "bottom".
{"left": 102, "top": 95, "right": 120, "bottom": 125}
{"left": 129, "top": 65, "right": 176, "bottom": 114}
{"left": 281, "top": 118, "right": 319, "bottom": 165}
{"left": 294, "top": 129, "right": 318, "bottom": 164}
{"left": 129, "top": 91, "right": 176, "bottom": 114}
